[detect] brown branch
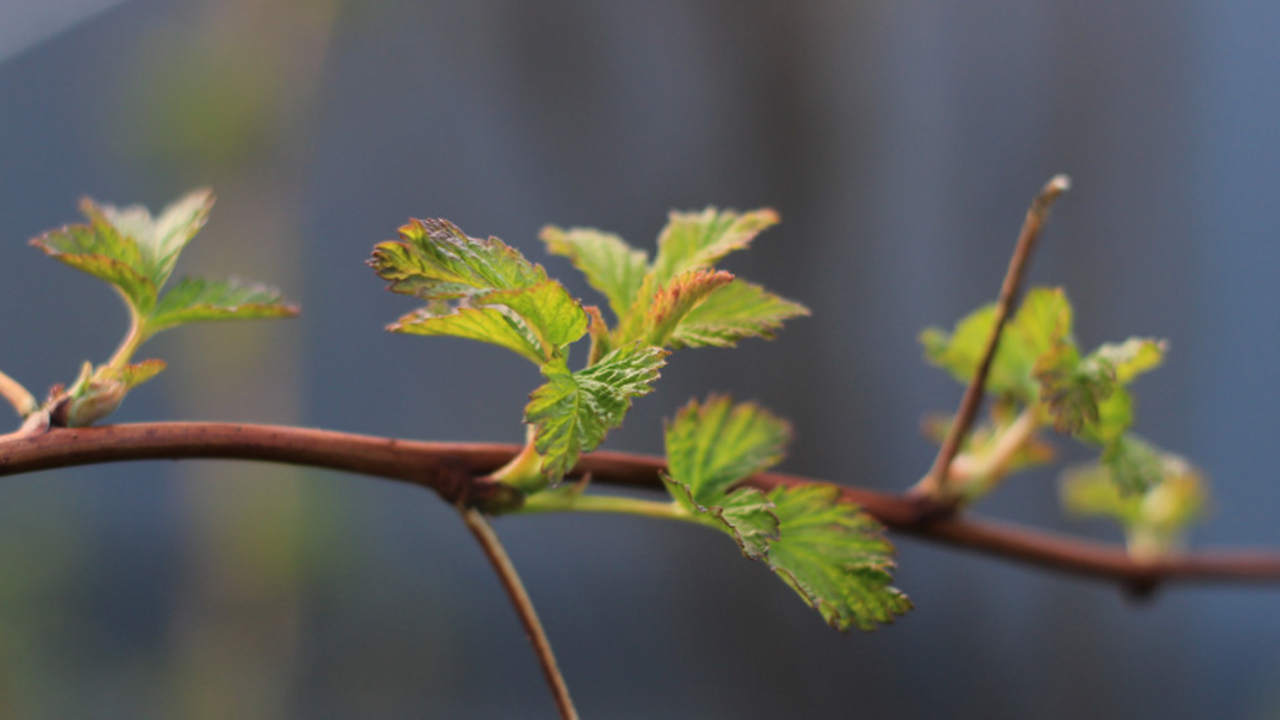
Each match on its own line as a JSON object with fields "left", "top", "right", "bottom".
{"left": 919, "top": 175, "right": 1071, "bottom": 499}
{"left": 2, "top": 421, "right": 1280, "bottom": 589}
{"left": 459, "top": 507, "right": 578, "bottom": 720}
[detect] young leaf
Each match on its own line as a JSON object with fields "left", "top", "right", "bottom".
{"left": 922, "top": 287, "right": 1073, "bottom": 402}
{"left": 1035, "top": 345, "right": 1116, "bottom": 435}
{"left": 1090, "top": 338, "right": 1166, "bottom": 384}
{"left": 663, "top": 479, "right": 779, "bottom": 560}
{"left": 89, "top": 189, "right": 214, "bottom": 288}
{"left": 371, "top": 218, "right": 548, "bottom": 299}
{"left": 525, "top": 343, "right": 667, "bottom": 483}
{"left": 1061, "top": 448, "right": 1208, "bottom": 560}
{"left": 540, "top": 226, "right": 648, "bottom": 322}
{"left": 32, "top": 190, "right": 297, "bottom": 427}
{"left": 31, "top": 213, "right": 159, "bottom": 316}
{"left": 765, "top": 484, "right": 912, "bottom": 631}
{"left": 661, "top": 397, "right": 791, "bottom": 558}
{"left": 1077, "top": 387, "right": 1134, "bottom": 445}
{"left": 666, "top": 279, "right": 809, "bottom": 349}
{"left": 480, "top": 282, "right": 589, "bottom": 353}
{"left": 645, "top": 269, "right": 735, "bottom": 347}
{"left": 664, "top": 395, "right": 791, "bottom": 499}
{"left": 648, "top": 207, "right": 779, "bottom": 287}
{"left": 389, "top": 307, "right": 547, "bottom": 366}
{"left": 660, "top": 397, "right": 910, "bottom": 630}
{"left": 1101, "top": 434, "right": 1165, "bottom": 494}
{"left": 148, "top": 277, "right": 298, "bottom": 334}
{"left": 372, "top": 219, "right": 587, "bottom": 364}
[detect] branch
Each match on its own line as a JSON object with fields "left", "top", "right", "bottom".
{"left": 918, "top": 175, "right": 1071, "bottom": 499}
{"left": 459, "top": 507, "right": 578, "bottom": 720}
{"left": 2, "top": 422, "right": 1279, "bottom": 591}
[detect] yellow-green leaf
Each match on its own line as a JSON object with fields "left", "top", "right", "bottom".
{"left": 648, "top": 207, "right": 779, "bottom": 287}
{"left": 479, "top": 281, "right": 588, "bottom": 355}
{"left": 390, "top": 307, "right": 546, "bottom": 366}
{"left": 645, "top": 269, "right": 735, "bottom": 347}
{"left": 525, "top": 343, "right": 667, "bottom": 483}
{"left": 541, "top": 226, "right": 648, "bottom": 323}
{"left": 371, "top": 218, "right": 547, "bottom": 299}
{"left": 372, "top": 218, "right": 586, "bottom": 367}
{"left": 148, "top": 277, "right": 298, "bottom": 334}
{"left": 1061, "top": 447, "right": 1208, "bottom": 560}
{"left": 30, "top": 216, "right": 158, "bottom": 316}
{"left": 664, "top": 395, "right": 791, "bottom": 499}
{"left": 765, "top": 484, "right": 911, "bottom": 631}
{"left": 668, "top": 279, "right": 809, "bottom": 349}
{"left": 91, "top": 189, "right": 214, "bottom": 288}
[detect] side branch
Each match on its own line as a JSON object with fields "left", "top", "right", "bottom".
{"left": 2, "top": 422, "right": 1279, "bottom": 589}
{"left": 460, "top": 507, "right": 578, "bottom": 720}
{"left": 919, "top": 175, "right": 1070, "bottom": 499}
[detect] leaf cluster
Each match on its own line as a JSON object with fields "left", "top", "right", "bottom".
{"left": 921, "top": 287, "right": 1207, "bottom": 553}
{"left": 370, "top": 209, "right": 908, "bottom": 631}
{"left": 370, "top": 208, "right": 807, "bottom": 488}
{"left": 29, "top": 190, "right": 297, "bottom": 426}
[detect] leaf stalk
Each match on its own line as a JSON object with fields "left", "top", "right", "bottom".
{"left": 0, "top": 369, "right": 38, "bottom": 418}
{"left": 520, "top": 490, "right": 691, "bottom": 521}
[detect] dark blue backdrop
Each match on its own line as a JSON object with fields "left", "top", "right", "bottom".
{"left": 1, "top": 2, "right": 1278, "bottom": 718}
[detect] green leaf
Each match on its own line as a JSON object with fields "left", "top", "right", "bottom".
{"left": 659, "top": 397, "right": 909, "bottom": 630}
{"left": 372, "top": 218, "right": 587, "bottom": 364}
{"left": 389, "top": 307, "right": 546, "bottom": 366}
{"left": 541, "top": 226, "right": 648, "bottom": 322}
{"left": 765, "top": 484, "right": 912, "bottom": 631}
{"left": 661, "top": 397, "right": 791, "bottom": 558}
{"left": 1077, "top": 387, "right": 1134, "bottom": 445}
{"left": 1060, "top": 448, "right": 1208, "bottom": 560}
{"left": 1035, "top": 345, "right": 1117, "bottom": 435}
{"left": 648, "top": 207, "right": 779, "bottom": 287}
{"left": 30, "top": 214, "right": 158, "bottom": 316}
{"left": 663, "top": 479, "right": 779, "bottom": 560}
{"left": 148, "top": 277, "right": 299, "bottom": 334}
{"left": 667, "top": 279, "right": 809, "bottom": 349}
{"left": 371, "top": 218, "right": 548, "bottom": 299}
{"left": 922, "top": 287, "right": 1073, "bottom": 401}
{"left": 479, "top": 282, "right": 589, "bottom": 354}
{"left": 1101, "top": 434, "right": 1165, "bottom": 494}
{"left": 1090, "top": 338, "right": 1166, "bottom": 384}
{"left": 664, "top": 395, "right": 792, "bottom": 499}
{"left": 33, "top": 190, "right": 297, "bottom": 428}
{"left": 645, "top": 269, "right": 736, "bottom": 347}
{"left": 525, "top": 343, "right": 667, "bottom": 483}
{"left": 91, "top": 189, "right": 214, "bottom": 288}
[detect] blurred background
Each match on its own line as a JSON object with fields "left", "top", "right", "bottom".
{"left": 2, "top": 1, "right": 1279, "bottom": 718}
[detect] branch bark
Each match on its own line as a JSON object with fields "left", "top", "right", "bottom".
{"left": 919, "top": 174, "right": 1070, "bottom": 499}
{"left": 2, "top": 421, "right": 1279, "bottom": 592}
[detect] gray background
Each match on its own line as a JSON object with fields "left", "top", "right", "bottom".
{"left": 1, "top": 1, "right": 1278, "bottom": 718}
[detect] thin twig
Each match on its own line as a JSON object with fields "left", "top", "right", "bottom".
{"left": 2, "top": 422, "right": 1280, "bottom": 588}
{"left": 459, "top": 506, "right": 579, "bottom": 720}
{"left": 917, "top": 175, "right": 1071, "bottom": 500}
